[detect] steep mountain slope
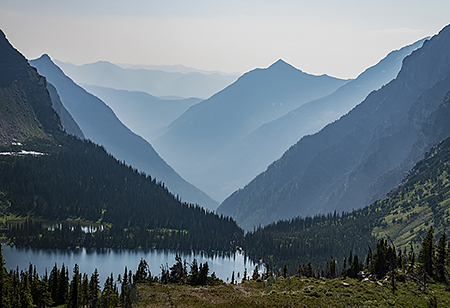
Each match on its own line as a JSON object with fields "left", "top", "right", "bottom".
{"left": 153, "top": 60, "right": 349, "bottom": 201}
{"left": 46, "top": 83, "right": 84, "bottom": 139}
{"left": 30, "top": 55, "right": 218, "bottom": 210}
{"left": 242, "top": 130, "right": 450, "bottom": 271}
{"left": 0, "top": 31, "right": 61, "bottom": 146}
{"left": 0, "top": 29, "right": 240, "bottom": 251}
{"left": 218, "top": 24, "right": 450, "bottom": 230}
{"left": 83, "top": 85, "right": 201, "bottom": 141}
{"left": 54, "top": 60, "right": 238, "bottom": 99}
{"left": 198, "top": 39, "right": 426, "bottom": 201}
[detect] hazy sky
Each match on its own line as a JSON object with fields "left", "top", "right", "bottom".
{"left": 1, "top": 0, "right": 449, "bottom": 78}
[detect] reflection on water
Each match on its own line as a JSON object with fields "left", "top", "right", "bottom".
{"left": 2, "top": 245, "right": 256, "bottom": 284}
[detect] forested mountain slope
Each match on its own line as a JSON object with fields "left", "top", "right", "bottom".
{"left": 242, "top": 131, "right": 450, "bottom": 272}
{"left": 30, "top": 55, "right": 218, "bottom": 210}
{"left": 219, "top": 24, "right": 450, "bottom": 230}
{"left": 0, "top": 29, "right": 240, "bottom": 250}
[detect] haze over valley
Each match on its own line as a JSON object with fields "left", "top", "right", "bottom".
{"left": 2, "top": 2, "right": 450, "bottom": 306}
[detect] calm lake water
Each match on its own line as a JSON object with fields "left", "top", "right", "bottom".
{"left": 2, "top": 245, "right": 257, "bottom": 284}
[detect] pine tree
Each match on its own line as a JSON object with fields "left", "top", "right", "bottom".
{"left": 89, "top": 268, "right": 100, "bottom": 308}
{"left": 48, "top": 263, "right": 59, "bottom": 304}
{"left": 0, "top": 245, "right": 12, "bottom": 308}
{"left": 34, "top": 279, "right": 53, "bottom": 308}
{"left": 120, "top": 268, "right": 131, "bottom": 308}
{"left": 436, "top": 229, "right": 447, "bottom": 282}
{"left": 419, "top": 226, "right": 435, "bottom": 277}
{"left": 282, "top": 264, "right": 288, "bottom": 278}
{"left": 134, "top": 258, "right": 150, "bottom": 283}
{"left": 198, "top": 262, "right": 209, "bottom": 286}
{"left": 169, "top": 255, "right": 184, "bottom": 283}
{"left": 19, "top": 272, "right": 34, "bottom": 308}
{"left": 68, "top": 264, "right": 80, "bottom": 308}
{"left": 408, "top": 242, "right": 415, "bottom": 273}
{"left": 188, "top": 259, "right": 199, "bottom": 285}
{"left": 57, "top": 264, "right": 69, "bottom": 306}
{"left": 81, "top": 273, "right": 90, "bottom": 308}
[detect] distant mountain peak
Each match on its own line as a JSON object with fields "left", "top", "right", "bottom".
{"left": 267, "top": 59, "right": 299, "bottom": 71}
{"left": 36, "top": 54, "right": 52, "bottom": 62}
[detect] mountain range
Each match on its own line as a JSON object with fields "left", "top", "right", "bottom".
{"left": 218, "top": 24, "right": 450, "bottom": 230}
{"left": 0, "top": 29, "right": 240, "bottom": 253}
{"left": 184, "top": 39, "right": 425, "bottom": 202}
{"left": 82, "top": 85, "right": 201, "bottom": 141}
{"left": 3, "top": 23, "right": 450, "bottom": 279}
{"left": 152, "top": 60, "right": 349, "bottom": 201}
{"left": 29, "top": 55, "right": 218, "bottom": 210}
{"left": 54, "top": 60, "right": 239, "bottom": 99}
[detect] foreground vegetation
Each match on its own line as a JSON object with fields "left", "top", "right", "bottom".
{"left": 2, "top": 223, "right": 450, "bottom": 308}
{"left": 135, "top": 276, "right": 450, "bottom": 308}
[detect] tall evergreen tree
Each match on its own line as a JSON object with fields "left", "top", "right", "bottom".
{"left": 436, "top": 229, "right": 447, "bottom": 282}
{"left": 419, "top": 226, "right": 435, "bottom": 277}
{"left": 19, "top": 272, "right": 34, "bottom": 308}
{"left": 89, "top": 268, "right": 100, "bottom": 308}
{"left": 68, "top": 264, "right": 80, "bottom": 308}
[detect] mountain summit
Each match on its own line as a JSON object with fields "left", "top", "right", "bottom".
{"left": 152, "top": 60, "right": 349, "bottom": 201}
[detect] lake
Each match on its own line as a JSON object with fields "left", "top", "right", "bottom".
{"left": 2, "top": 245, "right": 257, "bottom": 284}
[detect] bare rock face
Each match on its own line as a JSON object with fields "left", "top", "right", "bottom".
{"left": 0, "top": 30, "right": 28, "bottom": 87}
{"left": 0, "top": 30, "right": 62, "bottom": 145}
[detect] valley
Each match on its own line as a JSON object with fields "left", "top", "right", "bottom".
{"left": 1, "top": 15, "right": 450, "bottom": 308}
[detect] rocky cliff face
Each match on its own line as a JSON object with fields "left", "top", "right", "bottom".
{"left": 218, "top": 24, "right": 450, "bottom": 230}
{"left": 0, "top": 30, "right": 62, "bottom": 146}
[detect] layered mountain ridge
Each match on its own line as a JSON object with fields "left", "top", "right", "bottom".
{"left": 30, "top": 55, "right": 218, "bottom": 210}
{"left": 0, "top": 29, "right": 241, "bottom": 253}
{"left": 54, "top": 60, "right": 239, "bottom": 99}
{"left": 82, "top": 85, "right": 201, "bottom": 141}
{"left": 152, "top": 59, "right": 349, "bottom": 201}
{"left": 197, "top": 39, "right": 426, "bottom": 201}
{"left": 218, "top": 24, "right": 450, "bottom": 230}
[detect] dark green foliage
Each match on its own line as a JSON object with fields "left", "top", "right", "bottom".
{"left": 155, "top": 256, "right": 215, "bottom": 287}
{"left": 282, "top": 264, "right": 288, "bottom": 278}
{"left": 367, "top": 239, "right": 396, "bottom": 278}
{"left": 436, "top": 230, "right": 447, "bottom": 282}
{"left": 134, "top": 259, "right": 151, "bottom": 284}
{"left": 68, "top": 264, "right": 80, "bottom": 308}
{"left": 169, "top": 254, "right": 185, "bottom": 284}
{"left": 419, "top": 227, "right": 435, "bottom": 277}
{"left": 241, "top": 135, "right": 450, "bottom": 275}
{"left": 89, "top": 268, "right": 100, "bottom": 308}
{"left": 242, "top": 209, "right": 378, "bottom": 275}
{"left": 1, "top": 135, "right": 243, "bottom": 251}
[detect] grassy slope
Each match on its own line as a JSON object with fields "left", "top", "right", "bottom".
{"left": 135, "top": 277, "right": 450, "bottom": 307}
{"left": 372, "top": 137, "right": 450, "bottom": 251}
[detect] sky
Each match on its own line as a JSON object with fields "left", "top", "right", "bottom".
{"left": 1, "top": 0, "right": 449, "bottom": 79}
